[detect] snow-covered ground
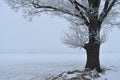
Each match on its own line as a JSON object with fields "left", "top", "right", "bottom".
{"left": 0, "top": 53, "right": 120, "bottom": 80}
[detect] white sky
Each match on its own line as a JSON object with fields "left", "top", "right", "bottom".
{"left": 0, "top": 0, "right": 120, "bottom": 53}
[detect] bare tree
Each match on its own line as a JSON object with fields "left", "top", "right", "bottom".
{"left": 5, "top": 0, "right": 120, "bottom": 72}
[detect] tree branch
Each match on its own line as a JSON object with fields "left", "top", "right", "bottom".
{"left": 69, "top": 0, "right": 90, "bottom": 26}
{"left": 32, "top": 0, "right": 90, "bottom": 26}
{"left": 79, "top": 12, "right": 90, "bottom": 26}
{"left": 69, "top": 0, "right": 87, "bottom": 11}
{"left": 99, "top": 0, "right": 117, "bottom": 23}
{"left": 32, "top": 1, "right": 80, "bottom": 18}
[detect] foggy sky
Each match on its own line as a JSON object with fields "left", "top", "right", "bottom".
{"left": 0, "top": 0, "right": 120, "bottom": 53}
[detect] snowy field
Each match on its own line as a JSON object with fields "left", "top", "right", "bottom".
{"left": 0, "top": 53, "right": 120, "bottom": 80}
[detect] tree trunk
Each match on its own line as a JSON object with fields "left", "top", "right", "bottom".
{"left": 84, "top": 19, "right": 102, "bottom": 73}
{"left": 85, "top": 43, "right": 102, "bottom": 73}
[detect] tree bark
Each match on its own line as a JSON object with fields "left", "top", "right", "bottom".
{"left": 85, "top": 42, "right": 102, "bottom": 73}
{"left": 84, "top": 19, "right": 102, "bottom": 73}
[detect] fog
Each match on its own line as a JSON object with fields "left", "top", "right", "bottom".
{"left": 0, "top": 0, "right": 120, "bottom": 53}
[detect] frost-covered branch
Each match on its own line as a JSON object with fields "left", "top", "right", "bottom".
{"left": 62, "top": 25, "right": 89, "bottom": 49}
{"left": 68, "top": 0, "right": 87, "bottom": 11}
{"left": 99, "top": 0, "right": 117, "bottom": 23}
{"left": 32, "top": 0, "right": 90, "bottom": 25}
{"left": 100, "top": 0, "right": 120, "bottom": 29}
{"left": 31, "top": 1, "right": 79, "bottom": 18}
{"left": 6, "top": 0, "right": 90, "bottom": 25}
{"left": 62, "top": 25, "right": 107, "bottom": 49}
{"left": 68, "top": 0, "right": 90, "bottom": 25}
